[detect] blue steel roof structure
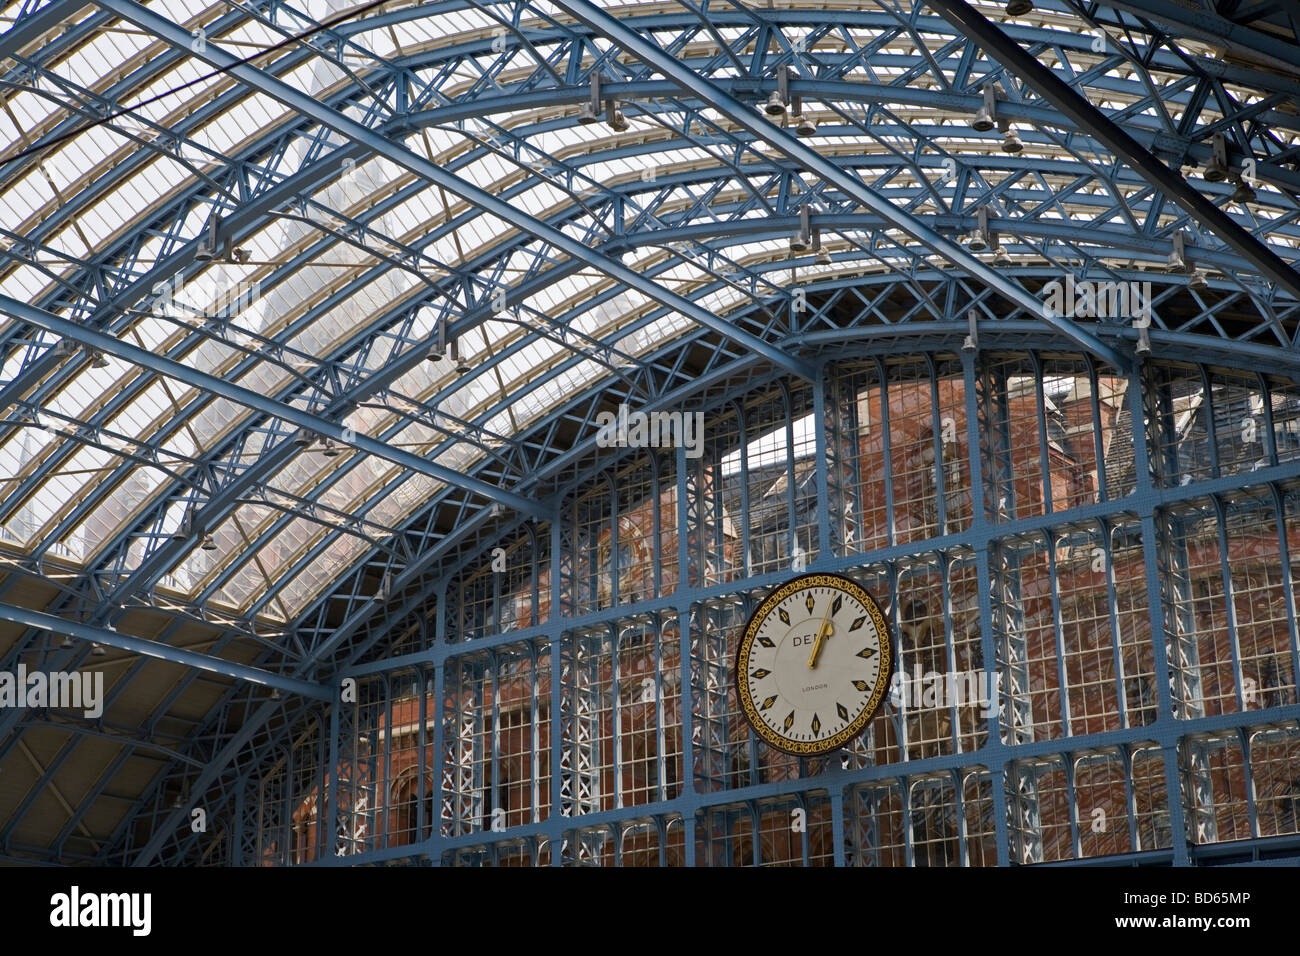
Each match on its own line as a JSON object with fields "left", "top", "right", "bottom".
{"left": 0, "top": 0, "right": 1297, "bottom": 863}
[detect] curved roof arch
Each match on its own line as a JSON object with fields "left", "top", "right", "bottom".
{"left": 1, "top": 0, "right": 1299, "bottom": 863}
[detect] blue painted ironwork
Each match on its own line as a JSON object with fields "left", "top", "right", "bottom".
{"left": 0, "top": 601, "right": 331, "bottom": 700}
{"left": 1, "top": 0, "right": 1300, "bottom": 866}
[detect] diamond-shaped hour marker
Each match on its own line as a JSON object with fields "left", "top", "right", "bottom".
{"left": 805, "top": 593, "right": 815, "bottom": 614}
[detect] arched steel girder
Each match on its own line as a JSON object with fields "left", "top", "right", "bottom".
{"left": 5, "top": 3, "right": 1294, "bottom": 515}
{"left": 7, "top": 45, "right": 1289, "bottom": 504}
{"left": 6, "top": 0, "right": 1297, "bottom": 349}
{"left": 7, "top": 136, "right": 1292, "bottom": 580}
{"left": 166, "top": 252, "right": 1300, "bottom": 630}
{"left": 6, "top": 222, "right": 1296, "bottom": 659}
{"left": 0, "top": 243, "right": 778, "bottom": 782}
{"left": 109, "top": 307, "right": 1300, "bottom": 866}
{"left": 2, "top": 250, "right": 1290, "bottom": 816}
{"left": 1097, "top": 0, "right": 1300, "bottom": 70}
{"left": 17, "top": 0, "right": 1279, "bottom": 634}
{"left": 5, "top": 158, "right": 1294, "bottom": 650}
{"left": 124, "top": 264, "right": 1300, "bottom": 697}
{"left": 2, "top": 37, "right": 1289, "bottom": 317}
{"left": 251, "top": 275, "right": 1300, "bottom": 657}
{"left": 94, "top": 301, "right": 792, "bottom": 865}
{"left": 6, "top": 31, "right": 1296, "bottom": 309}
{"left": 6, "top": 219, "right": 1279, "bottom": 644}
{"left": 0, "top": 0, "right": 1294, "bottom": 858}
{"left": 0, "top": 151, "right": 1289, "bottom": 529}
{"left": 189, "top": 271, "right": 1300, "bottom": 703}
{"left": 925, "top": 0, "right": 1300, "bottom": 302}
{"left": 3, "top": 72, "right": 1294, "bottom": 353}
{"left": 546, "top": 0, "right": 1300, "bottom": 306}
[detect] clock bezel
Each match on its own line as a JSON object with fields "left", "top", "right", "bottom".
{"left": 734, "top": 571, "right": 894, "bottom": 756}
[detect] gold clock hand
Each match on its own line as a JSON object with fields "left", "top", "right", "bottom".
{"left": 808, "top": 599, "right": 834, "bottom": 669}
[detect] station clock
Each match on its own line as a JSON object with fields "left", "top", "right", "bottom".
{"left": 735, "top": 572, "right": 894, "bottom": 756}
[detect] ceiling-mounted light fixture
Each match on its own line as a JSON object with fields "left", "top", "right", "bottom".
{"left": 967, "top": 207, "right": 994, "bottom": 252}
{"left": 1000, "top": 122, "right": 1023, "bottom": 154}
{"left": 1230, "top": 175, "right": 1256, "bottom": 204}
{"left": 971, "top": 85, "right": 996, "bottom": 132}
{"left": 606, "top": 98, "right": 629, "bottom": 132}
{"left": 1167, "top": 232, "right": 1188, "bottom": 272}
{"left": 578, "top": 73, "right": 602, "bottom": 124}
{"left": 1188, "top": 268, "right": 1208, "bottom": 291}
{"left": 962, "top": 309, "right": 979, "bottom": 353}
{"left": 200, "top": 533, "right": 217, "bottom": 551}
{"left": 172, "top": 512, "right": 195, "bottom": 541}
{"left": 580, "top": 73, "right": 629, "bottom": 131}
{"left": 88, "top": 348, "right": 108, "bottom": 369}
{"left": 1136, "top": 325, "right": 1152, "bottom": 356}
{"left": 792, "top": 94, "right": 818, "bottom": 137}
{"left": 321, "top": 437, "right": 341, "bottom": 457}
{"left": 765, "top": 66, "right": 791, "bottom": 117}
{"left": 426, "top": 316, "right": 447, "bottom": 362}
{"left": 294, "top": 428, "right": 316, "bottom": 446}
{"left": 1005, "top": 0, "right": 1033, "bottom": 16}
{"left": 813, "top": 229, "right": 831, "bottom": 265}
{"left": 1204, "top": 132, "right": 1229, "bottom": 182}
{"left": 789, "top": 206, "right": 813, "bottom": 253}
{"left": 196, "top": 212, "right": 230, "bottom": 262}
{"left": 992, "top": 237, "right": 1013, "bottom": 267}
{"left": 451, "top": 336, "right": 471, "bottom": 374}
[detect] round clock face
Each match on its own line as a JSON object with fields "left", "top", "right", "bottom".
{"left": 735, "top": 572, "right": 894, "bottom": 756}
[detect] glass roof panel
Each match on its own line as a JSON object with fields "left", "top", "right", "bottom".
{"left": 0, "top": 0, "right": 1296, "bottom": 624}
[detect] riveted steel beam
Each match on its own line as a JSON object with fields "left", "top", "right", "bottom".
{"left": 545, "top": 0, "right": 1129, "bottom": 369}
{"left": 0, "top": 601, "right": 331, "bottom": 701}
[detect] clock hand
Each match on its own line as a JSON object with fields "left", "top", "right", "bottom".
{"left": 808, "top": 601, "right": 834, "bottom": 669}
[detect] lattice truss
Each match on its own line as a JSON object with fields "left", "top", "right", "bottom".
{"left": 0, "top": 0, "right": 1298, "bottom": 864}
